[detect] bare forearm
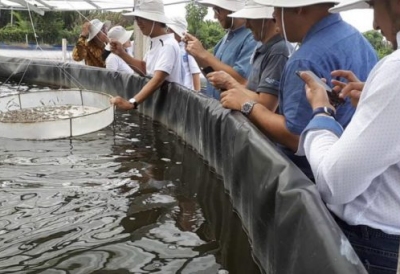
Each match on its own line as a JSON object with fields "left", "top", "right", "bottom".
{"left": 192, "top": 73, "right": 201, "bottom": 91}
{"left": 134, "top": 71, "right": 167, "bottom": 104}
{"left": 196, "top": 52, "right": 247, "bottom": 85}
{"left": 249, "top": 104, "right": 299, "bottom": 151}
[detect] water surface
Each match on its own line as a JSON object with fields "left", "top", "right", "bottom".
{"left": 0, "top": 85, "right": 261, "bottom": 273}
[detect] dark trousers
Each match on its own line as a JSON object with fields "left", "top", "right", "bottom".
{"left": 333, "top": 215, "right": 400, "bottom": 274}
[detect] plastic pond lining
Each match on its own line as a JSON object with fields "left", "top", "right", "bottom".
{"left": 0, "top": 56, "right": 367, "bottom": 274}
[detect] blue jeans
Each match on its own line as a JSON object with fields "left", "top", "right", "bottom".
{"left": 333, "top": 215, "right": 400, "bottom": 274}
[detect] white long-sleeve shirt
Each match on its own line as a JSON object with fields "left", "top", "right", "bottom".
{"left": 297, "top": 32, "right": 400, "bottom": 235}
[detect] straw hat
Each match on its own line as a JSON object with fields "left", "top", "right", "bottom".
{"left": 198, "top": 0, "right": 245, "bottom": 12}
{"left": 105, "top": 26, "right": 133, "bottom": 51}
{"left": 329, "top": 0, "right": 369, "bottom": 13}
{"left": 253, "top": 0, "right": 339, "bottom": 8}
{"left": 88, "top": 19, "right": 111, "bottom": 42}
{"left": 229, "top": 0, "right": 274, "bottom": 19}
{"left": 123, "top": 0, "right": 171, "bottom": 24}
{"left": 166, "top": 16, "right": 188, "bottom": 38}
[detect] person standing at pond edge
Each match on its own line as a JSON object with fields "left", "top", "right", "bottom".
{"left": 109, "top": 0, "right": 182, "bottom": 110}
{"left": 183, "top": 0, "right": 257, "bottom": 99}
{"left": 72, "top": 19, "right": 110, "bottom": 68}
{"left": 297, "top": 0, "right": 400, "bottom": 272}
{"left": 206, "top": 0, "right": 290, "bottom": 111}
{"left": 167, "top": 16, "right": 202, "bottom": 91}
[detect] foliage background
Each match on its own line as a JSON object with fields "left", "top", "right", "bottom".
{"left": 0, "top": 3, "right": 225, "bottom": 50}
{"left": 0, "top": 4, "right": 394, "bottom": 58}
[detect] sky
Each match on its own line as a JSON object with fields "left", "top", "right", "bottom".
{"left": 164, "top": 4, "right": 375, "bottom": 33}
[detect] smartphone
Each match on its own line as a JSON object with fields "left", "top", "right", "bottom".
{"left": 296, "top": 70, "right": 344, "bottom": 108}
{"left": 201, "top": 66, "right": 214, "bottom": 76}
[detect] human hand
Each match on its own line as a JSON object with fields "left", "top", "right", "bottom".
{"left": 331, "top": 70, "right": 364, "bottom": 107}
{"left": 183, "top": 33, "right": 207, "bottom": 60}
{"left": 110, "top": 40, "right": 125, "bottom": 56}
{"left": 81, "top": 22, "right": 91, "bottom": 37}
{"left": 220, "top": 87, "right": 253, "bottom": 111}
{"left": 207, "top": 71, "right": 237, "bottom": 91}
{"left": 298, "top": 71, "right": 335, "bottom": 111}
{"left": 110, "top": 96, "right": 134, "bottom": 110}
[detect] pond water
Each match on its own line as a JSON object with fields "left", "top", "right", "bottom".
{"left": 0, "top": 83, "right": 261, "bottom": 273}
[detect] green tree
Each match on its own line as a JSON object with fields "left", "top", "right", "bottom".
{"left": 185, "top": 1, "right": 207, "bottom": 37}
{"left": 185, "top": 1, "right": 224, "bottom": 51}
{"left": 363, "top": 30, "right": 393, "bottom": 59}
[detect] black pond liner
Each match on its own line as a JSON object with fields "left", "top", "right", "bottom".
{"left": 0, "top": 56, "right": 367, "bottom": 274}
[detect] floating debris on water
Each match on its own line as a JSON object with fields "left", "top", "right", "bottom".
{"left": 0, "top": 105, "right": 100, "bottom": 123}
{"left": 161, "top": 158, "right": 171, "bottom": 162}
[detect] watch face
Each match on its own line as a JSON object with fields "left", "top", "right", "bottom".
{"left": 241, "top": 101, "right": 255, "bottom": 116}
{"left": 243, "top": 103, "right": 251, "bottom": 113}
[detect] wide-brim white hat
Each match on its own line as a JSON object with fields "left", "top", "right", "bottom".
{"left": 105, "top": 26, "right": 133, "bottom": 51}
{"left": 123, "top": 0, "right": 171, "bottom": 24}
{"left": 198, "top": 0, "right": 245, "bottom": 12}
{"left": 88, "top": 19, "right": 111, "bottom": 42}
{"left": 166, "top": 16, "right": 188, "bottom": 38}
{"left": 167, "top": 23, "right": 187, "bottom": 38}
{"left": 329, "top": 0, "right": 369, "bottom": 13}
{"left": 229, "top": 3, "right": 274, "bottom": 19}
{"left": 253, "top": 0, "right": 339, "bottom": 8}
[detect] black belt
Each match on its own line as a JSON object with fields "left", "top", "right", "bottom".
{"left": 333, "top": 214, "right": 400, "bottom": 241}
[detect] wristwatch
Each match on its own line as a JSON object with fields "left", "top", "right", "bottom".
{"left": 129, "top": 98, "right": 139, "bottom": 109}
{"left": 240, "top": 101, "right": 257, "bottom": 116}
{"left": 312, "top": 106, "right": 335, "bottom": 118}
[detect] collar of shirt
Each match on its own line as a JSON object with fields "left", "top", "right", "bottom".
{"left": 226, "top": 25, "right": 247, "bottom": 41}
{"left": 150, "top": 33, "right": 174, "bottom": 48}
{"left": 256, "top": 34, "right": 283, "bottom": 55}
{"left": 302, "top": 13, "right": 342, "bottom": 44}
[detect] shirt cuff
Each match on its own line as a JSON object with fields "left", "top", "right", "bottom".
{"left": 296, "top": 115, "right": 343, "bottom": 156}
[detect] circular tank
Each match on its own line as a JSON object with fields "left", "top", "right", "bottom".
{"left": 0, "top": 89, "right": 114, "bottom": 140}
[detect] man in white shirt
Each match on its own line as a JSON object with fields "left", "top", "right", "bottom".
{"left": 167, "top": 16, "right": 201, "bottom": 91}
{"left": 109, "top": 0, "right": 182, "bottom": 110}
{"left": 297, "top": 0, "right": 400, "bottom": 272}
{"left": 105, "top": 26, "right": 135, "bottom": 74}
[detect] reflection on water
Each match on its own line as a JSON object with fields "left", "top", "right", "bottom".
{"left": 0, "top": 84, "right": 261, "bottom": 273}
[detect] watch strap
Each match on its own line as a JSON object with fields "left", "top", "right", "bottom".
{"left": 241, "top": 101, "right": 257, "bottom": 116}
{"left": 128, "top": 98, "right": 138, "bottom": 109}
{"left": 312, "top": 106, "right": 335, "bottom": 118}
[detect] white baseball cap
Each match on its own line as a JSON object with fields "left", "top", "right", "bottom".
{"left": 329, "top": 0, "right": 370, "bottom": 13}
{"left": 229, "top": 0, "right": 274, "bottom": 19}
{"left": 105, "top": 26, "right": 133, "bottom": 51}
{"left": 198, "top": 0, "right": 245, "bottom": 12}
{"left": 166, "top": 16, "right": 188, "bottom": 38}
{"left": 123, "top": 0, "right": 171, "bottom": 24}
{"left": 88, "top": 19, "right": 111, "bottom": 42}
{"left": 253, "top": 0, "right": 339, "bottom": 8}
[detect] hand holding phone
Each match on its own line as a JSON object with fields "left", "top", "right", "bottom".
{"left": 296, "top": 70, "right": 344, "bottom": 108}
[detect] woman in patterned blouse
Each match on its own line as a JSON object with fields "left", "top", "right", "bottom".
{"left": 72, "top": 19, "right": 110, "bottom": 67}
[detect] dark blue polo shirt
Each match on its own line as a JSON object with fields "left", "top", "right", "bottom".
{"left": 278, "top": 13, "right": 378, "bottom": 180}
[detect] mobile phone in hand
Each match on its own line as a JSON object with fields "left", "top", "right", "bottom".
{"left": 296, "top": 70, "right": 344, "bottom": 108}
{"left": 201, "top": 66, "right": 214, "bottom": 76}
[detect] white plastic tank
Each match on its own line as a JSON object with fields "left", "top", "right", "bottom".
{"left": 0, "top": 89, "right": 114, "bottom": 140}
